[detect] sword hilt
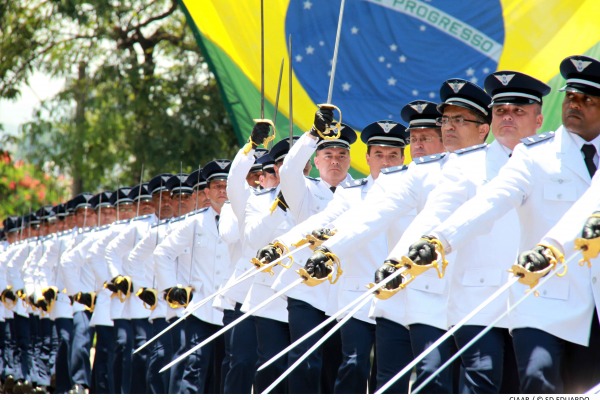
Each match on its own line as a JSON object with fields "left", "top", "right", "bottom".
{"left": 245, "top": 118, "right": 277, "bottom": 154}
{"left": 509, "top": 244, "right": 567, "bottom": 296}
{"left": 251, "top": 240, "right": 293, "bottom": 275}
{"left": 575, "top": 236, "right": 600, "bottom": 267}
{"left": 297, "top": 248, "right": 343, "bottom": 287}
{"left": 314, "top": 104, "right": 342, "bottom": 140}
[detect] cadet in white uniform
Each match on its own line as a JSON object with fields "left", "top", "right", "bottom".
{"left": 270, "top": 109, "right": 357, "bottom": 394}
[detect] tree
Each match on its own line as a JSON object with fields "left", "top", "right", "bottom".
{"left": 0, "top": 0, "right": 237, "bottom": 195}
{"left": 0, "top": 149, "right": 69, "bottom": 221}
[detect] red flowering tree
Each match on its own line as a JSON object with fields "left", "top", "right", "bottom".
{"left": 0, "top": 149, "right": 70, "bottom": 223}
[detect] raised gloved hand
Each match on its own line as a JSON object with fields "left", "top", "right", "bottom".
{"left": 517, "top": 245, "right": 552, "bottom": 272}
{"left": 304, "top": 246, "right": 333, "bottom": 279}
{"left": 256, "top": 243, "right": 281, "bottom": 264}
{"left": 74, "top": 292, "right": 96, "bottom": 309}
{"left": 250, "top": 122, "right": 271, "bottom": 148}
{"left": 310, "top": 106, "right": 334, "bottom": 138}
{"left": 42, "top": 287, "right": 58, "bottom": 303}
{"left": 164, "top": 285, "right": 194, "bottom": 308}
{"left": 136, "top": 287, "right": 157, "bottom": 309}
{"left": 407, "top": 235, "right": 438, "bottom": 265}
{"left": 582, "top": 211, "right": 600, "bottom": 240}
{"left": 374, "top": 259, "right": 404, "bottom": 290}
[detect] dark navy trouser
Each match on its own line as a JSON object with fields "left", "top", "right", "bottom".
{"left": 254, "top": 316, "right": 290, "bottom": 394}
{"left": 374, "top": 317, "right": 412, "bottom": 393}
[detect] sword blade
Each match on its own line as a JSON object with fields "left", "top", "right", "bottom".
{"left": 159, "top": 277, "right": 304, "bottom": 373}
{"left": 135, "top": 244, "right": 309, "bottom": 354}
{"left": 410, "top": 260, "right": 570, "bottom": 394}
{"left": 326, "top": 0, "right": 346, "bottom": 104}
{"left": 272, "top": 58, "right": 284, "bottom": 126}
{"left": 375, "top": 274, "right": 520, "bottom": 394}
{"left": 263, "top": 292, "right": 373, "bottom": 393}
{"left": 260, "top": 0, "right": 265, "bottom": 119}
{"left": 257, "top": 264, "right": 407, "bottom": 372}
{"left": 288, "top": 34, "right": 293, "bottom": 147}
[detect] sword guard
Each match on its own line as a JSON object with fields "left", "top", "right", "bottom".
{"left": 510, "top": 244, "right": 567, "bottom": 296}
{"left": 297, "top": 249, "right": 343, "bottom": 286}
{"left": 251, "top": 118, "right": 277, "bottom": 150}
{"left": 575, "top": 237, "right": 600, "bottom": 267}
{"left": 396, "top": 237, "right": 449, "bottom": 285}
{"left": 367, "top": 260, "right": 408, "bottom": 300}
{"left": 292, "top": 230, "right": 336, "bottom": 251}
{"left": 315, "top": 104, "right": 342, "bottom": 140}
{"left": 251, "top": 241, "right": 293, "bottom": 275}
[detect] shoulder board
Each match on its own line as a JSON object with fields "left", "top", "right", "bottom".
{"left": 305, "top": 176, "right": 320, "bottom": 182}
{"left": 94, "top": 225, "right": 111, "bottom": 232}
{"left": 520, "top": 131, "right": 555, "bottom": 146}
{"left": 381, "top": 165, "right": 409, "bottom": 175}
{"left": 341, "top": 178, "right": 369, "bottom": 189}
{"left": 255, "top": 187, "right": 277, "bottom": 196}
{"left": 171, "top": 215, "right": 186, "bottom": 223}
{"left": 453, "top": 143, "right": 487, "bottom": 155}
{"left": 151, "top": 218, "right": 171, "bottom": 229}
{"left": 114, "top": 219, "right": 130, "bottom": 225}
{"left": 184, "top": 209, "right": 203, "bottom": 217}
{"left": 196, "top": 207, "right": 209, "bottom": 214}
{"left": 132, "top": 214, "right": 153, "bottom": 222}
{"left": 414, "top": 152, "right": 447, "bottom": 165}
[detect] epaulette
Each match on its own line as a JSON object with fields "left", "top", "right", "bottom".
{"left": 196, "top": 207, "right": 209, "bottom": 213}
{"left": 114, "top": 219, "right": 130, "bottom": 225}
{"left": 184, "top": 209, "right": 204, "bottom": 217}
{"left": 171, "top": 215, "right": 186, "bottom": 223}
{"left": 94, "top": 225, "right": 112, "bottom": 232}
{"left": 255, "top": 187, "right": 277, "bottom": 196}
{"left": 520, "top": 131, "right": 555, "bottom": 146}
{"left": 341, "top": 178, "right": 369, "bottom": 189}
{"left": 453, "top": 143, "right": 487, "bottom": 155}
{"left": 132, "top": 214, "right": 153, "bottom": 222}
{"left": 151, "top": 218, "right": 171, "bottom": 229}
{"left": 381, "top": 165, "right": 408, "bottom": 175}
{"left": 305, "top": 176, "right": 320, "bottom": 182}
{"left": 414, "top": 152, "right": 447, "bottom": 165}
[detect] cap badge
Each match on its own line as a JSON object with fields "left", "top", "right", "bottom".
{"left": 377, "top": 122, "right": 397, "bottom": 133}
{"left": 215, "top": 160, "right": 229, "bottom": 169}
{"left": 494, "top": 73, "right": 515, "bottom": 86}
{"left": 409, "top": 102, "right": 427, "bottom": 114}
{"left": 447, "top": 81, "right": 465, "bottom": 93}
{"left": 571, "top": 59, "right": 592, "bottom": 72}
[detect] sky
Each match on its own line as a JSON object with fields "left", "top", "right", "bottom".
{"left": 0, "top": 72, "right": 64, "bottom": 150}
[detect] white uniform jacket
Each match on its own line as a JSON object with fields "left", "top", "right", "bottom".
{"left": 242, "top": 186, "right": 294, "bottom": 322}
{"left": 388, "top": 141, "right": 519, "bottom": 329}
{"left": 432, "top": 127, "right": 597, "bottom": 345}
{"left": 154, "top": 206, "right": 231, "bottom": 326}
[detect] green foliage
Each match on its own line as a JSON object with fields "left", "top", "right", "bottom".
{"left": 1, "top": 0, "right": 237, "bottom": 195}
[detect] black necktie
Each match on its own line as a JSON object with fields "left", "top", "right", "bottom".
{"left": 582, "top": 144, "right": 597, "bottom": 178}
{"left": 330, "top": 186, "right": 336, "bottom": 193}
{"left": 215, "top": 214, "right": 220, "bottom": 231}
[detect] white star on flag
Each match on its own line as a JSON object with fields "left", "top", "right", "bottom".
{"left": 295, "top": 55, "right": 303, "bottom": 62}
{"left": 378, "top": 56, "right": 385, "bottom": 62}
{"left": 483, "top": 67, "right": 490, "bottom": 73}
{"left": 386, "top": 63, "right": 392, "bottom": 68}
{"left": 390, "top": 44, "right": 398, "bottom": 52}
{"left": 351, "top": 26, "right": 359, "bottom": 34}
{"left": 319, "top": 41, "right": 324, "bottom": 46}
{"left": 466, "top": 67, "right": 475, "bottom": 76}
{"left": 412, "top": 89, "right": 419, "bottom": 96}
{"left": 470, "top": 77, "right": 478, "bottom": 84}
{"left": 342, "top": 82, "right": 351, "bottom": 92}
{"left": 399, "top": 55, "right": 407, "bottom": 63}
{"left": 388, "top": 77, "right": 397, "bottom": 86}
{"left": 429, "top": 92, "right": 436, "bottom": 98}
{"left": 303, "top": 0, "right": 312, "bottom": 10}
{"left": 420, "top": 25, "right": 426, "bottom": 31}
{"left": 306, "top": 46, "right": 314, "bottom": 55}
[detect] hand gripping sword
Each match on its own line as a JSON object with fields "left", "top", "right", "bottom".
{"left": 159, "top": 241, "right": 345, "bottom": 373}
{"left": 135, "top": 235, "right": 312, "bottom": 354}
{"left": 256, "top": 238, "right": 448, "bottom": 374}
{"left": 376, "top": 244, "right": 574, "bottom": 394}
